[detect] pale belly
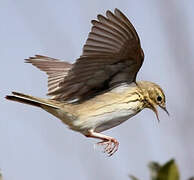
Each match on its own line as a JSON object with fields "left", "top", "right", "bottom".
{"left": 43, "top": 84, "right": 144, "bottom": 134}
{"left": 91, "top": 109, "right": 140, "bottom": 132}
{"left": 72, "top": 100, "right": 142, "bottom": 133}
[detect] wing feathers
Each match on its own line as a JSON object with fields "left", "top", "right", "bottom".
{"left": 106, "top": 10, "right": 132, "bottom": 38}
{"left": 114, "top": 8, "right": 139, "bottom": 42}
{"left": 91, "top": 20, "right": 126, "bottom": 42}
{"left": 27, "top": 9, "right": 144, "bottom": 102}
{"left": 26, "top": 55, "right": 72, "bottom": 97}
{"left": 97, "top": 14, "right": 129, "bottom": 39}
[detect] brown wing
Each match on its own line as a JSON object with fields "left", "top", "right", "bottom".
{"left": 50, "top": 8, "right": 144, "bottom": 101}
{"left": 25, "top": 55, "right": 72, "bottom": 97}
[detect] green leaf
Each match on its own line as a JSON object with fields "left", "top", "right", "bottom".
{"left": 156, "top": 159, "right": 180, "bottom": 180}
{"left": 148, "top": 162, "right": 161, "bottom": 180}
{"left": 128, "top": 175, "right": 139, "bottom": 180}
{"left": 0, "top": 171, "right": 2, "bottom": 180}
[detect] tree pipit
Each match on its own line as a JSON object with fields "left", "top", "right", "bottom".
{"left": 6, "top": 8, "right": 169, "bottom": 156}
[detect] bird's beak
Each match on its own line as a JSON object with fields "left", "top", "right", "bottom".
{"left": 148, "top": 101, "right": 160, "bottom": 122}
{"left": 150, "top": 105, "right": 160, "bottom": 122}
{"left": 160, "top": 105, "right": 170, "bottom": 116}
{"left": 148, "top": 101, "right": 169, "bottom": 123}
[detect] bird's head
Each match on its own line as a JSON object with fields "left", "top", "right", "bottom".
{"left": 137, "top": 81, "right": 169, "bottom": 122}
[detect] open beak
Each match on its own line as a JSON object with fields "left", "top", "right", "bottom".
{"left": 160, "top": 106, "right": 170, "bottom": 116}
{"left": 148, "top": 101, "right": 169, "bottom": 123}
{"left": 148, "top": 101, "right": 160, "bottom": 122}
{"left": 150, "top": 105, "right": 160, "bottom": 122}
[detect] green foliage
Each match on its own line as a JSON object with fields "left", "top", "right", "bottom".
{"left": 0, "top": 170, "right": 2, "bottom": 180}
{"left": 129, "top": 175, "right": 139, "bottom": 180}
{"left": 130, "top": 159, "right": 181, "bottom": 180}
{"left": 156, "top": 159, "right": 179, "bottom": 180}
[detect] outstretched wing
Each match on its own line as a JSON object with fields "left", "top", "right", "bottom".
{"left": 27, "top": 9, "right": 144, "bottom": 102}
{"left": 49, "top": 8, "right": 144, "bottom": 101}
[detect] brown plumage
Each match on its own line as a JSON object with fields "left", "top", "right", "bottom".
{"left": 26, "top": 55, "right": 72, "bottom": 97}
{"left": 6, "top": 9, "right": 169, "bottom": 156}
{"left": 26, "top": 8, "right": 144, "bottom": 102}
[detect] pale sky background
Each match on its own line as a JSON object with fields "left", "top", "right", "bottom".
{"left": 1, "top": 0, "right": 194, "bottom": 180}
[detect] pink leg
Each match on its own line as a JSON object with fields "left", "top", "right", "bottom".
{"left": 85, "top": 130, "right": 119, "bottom": 156}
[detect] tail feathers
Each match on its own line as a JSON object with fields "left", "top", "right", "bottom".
{"left": 6, "top": 92, "right": 59, "bottom": 109}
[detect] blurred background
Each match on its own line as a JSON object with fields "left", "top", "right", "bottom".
{"left": 1, "top": 0, "right": 194, "bottom": 179}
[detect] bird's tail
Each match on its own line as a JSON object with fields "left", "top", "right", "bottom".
{"left": 5, "top": 92, "right": 60, "bottom": 109}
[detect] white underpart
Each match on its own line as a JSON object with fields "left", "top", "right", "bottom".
{"left": 73, "top": 100, "right": 142, "bottom": 133}
{"left": 91, "top": 107, "right": 139, "bottom": 132}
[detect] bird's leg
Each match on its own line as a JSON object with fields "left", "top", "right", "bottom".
{"left": 85, "top": 130, "right": 119, "bottom": 156}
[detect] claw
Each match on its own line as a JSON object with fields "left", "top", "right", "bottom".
{"left": 97, "top": 138, "right": 119, "bottom": 156}
{"left": 86, "top": 130, "right": 119, "bottom": 156}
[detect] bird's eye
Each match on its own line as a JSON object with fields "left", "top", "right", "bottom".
{"left": 157, "top": 96, "right": 162, "bottom": 102}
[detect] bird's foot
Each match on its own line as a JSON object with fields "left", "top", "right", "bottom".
{"left": 97, "top": 138, "right": 119, "bottom": 156}
{"left": 85, "top": 130, "right": 119, "bottom": 156}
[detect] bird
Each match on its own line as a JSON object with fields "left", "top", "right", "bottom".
{"left": 6, "top": 8, "right": 169, "bottom": 156}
